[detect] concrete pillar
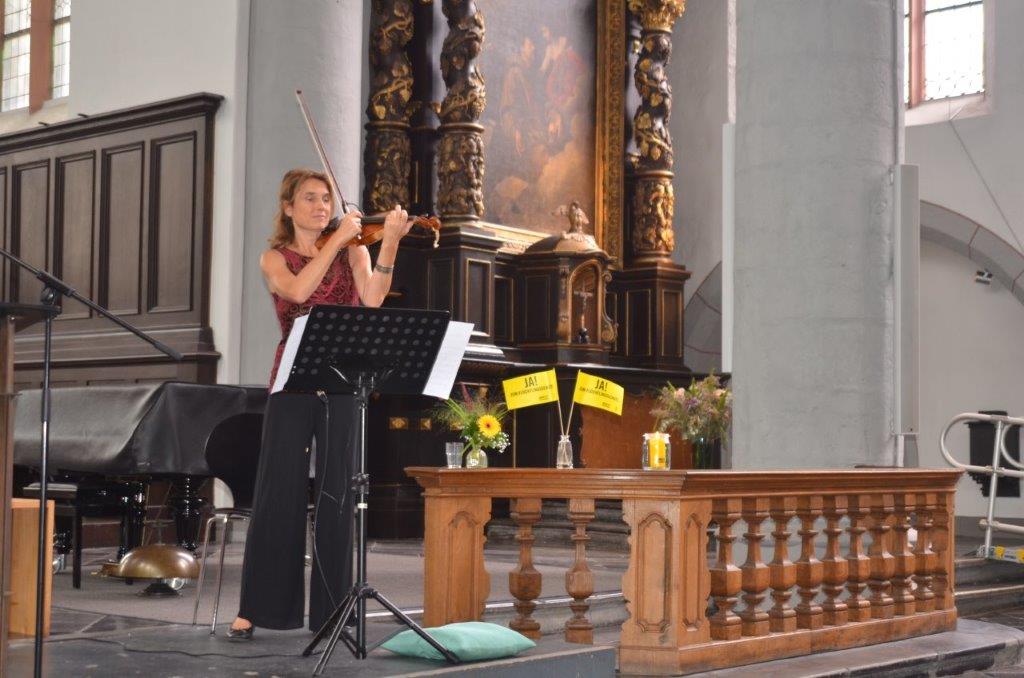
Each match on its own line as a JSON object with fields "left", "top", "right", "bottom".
{"left": 239, "top": 0, "right": 366, "bottom": 384}
{"left": 732, "top": 0, "right": 900, "bottom": 468}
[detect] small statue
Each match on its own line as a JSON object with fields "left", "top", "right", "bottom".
{"left": 553, "top": 200, "right": 599, "bottom": 250}
{"left": 554, "top": 200, "right": 589, "bottom": 234}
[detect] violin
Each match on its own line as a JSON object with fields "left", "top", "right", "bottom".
{"left": 314, "top": 213, "right": 442, "bottom": 250}
{"left": 296, "top": 90, "right": 441, "bottom": 249}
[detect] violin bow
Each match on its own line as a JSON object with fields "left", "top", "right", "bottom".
{"left": 295, "top": 89, "right": 352, "bottom": 218}
{"left": 296, "top": 89, "right": 440, "bottom": 248}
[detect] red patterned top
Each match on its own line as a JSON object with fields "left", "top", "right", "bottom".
{"left": 269, "top": 246, "right": 360, "bottom": 386}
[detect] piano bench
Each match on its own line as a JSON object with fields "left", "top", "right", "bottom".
{"left": 22, "top": 480, "right": 145, "bottom": 589}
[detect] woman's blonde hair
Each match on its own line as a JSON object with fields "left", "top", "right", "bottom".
{"left": 268, "top": 168, "right": 334, "bottom": 248}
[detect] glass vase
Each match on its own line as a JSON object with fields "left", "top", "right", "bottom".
{"left": 642, "top": 432, "right": 671, "bottom": 470}
{"left": 691, "top": 436, "right": 714, "bottom": 469}
{"left": 464, "top": 445, "right": 488, "bottom": 469}
{"left": 555, "top": 434, "right": 573, "bottom": 469}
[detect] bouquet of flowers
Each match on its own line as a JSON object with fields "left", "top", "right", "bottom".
{"left": 651, "top": 373, "right": 732, "bottom": 444}
{"left": 433, "top": 387, "right": 511, "bottom": 463}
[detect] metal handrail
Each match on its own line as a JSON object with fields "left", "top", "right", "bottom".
{"left": 940, "top": 412, "right": 1024, "bottom": 477}
{"left": 940, "top": 411, "right": 1024, "bottom": 556}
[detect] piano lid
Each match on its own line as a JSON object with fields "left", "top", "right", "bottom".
{"left": 14, "top": 382, "right": 268, "bottom": 476}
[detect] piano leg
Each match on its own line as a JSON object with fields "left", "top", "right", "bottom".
{"left": 172, "top": 475, "right": 206, "bottom": 552}
{"left": 118, "top": 482, "right": 147, "bottom": 560}
{"left": 114, "top": 482, "right": 146, "bottom": 586}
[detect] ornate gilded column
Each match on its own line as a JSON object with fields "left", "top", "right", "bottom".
{"left": 610, "top": 0, "right": 690, "bottom": 369}
{"left": 436, "top": 0, "right": 486, "bottom": 225}
{"left": 363, "top": 0, "right": 415, "bottom": 212}
{"left": 627, "top": 0, "right": 683, "bottom": 263}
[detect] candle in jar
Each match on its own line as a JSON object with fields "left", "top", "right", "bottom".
{"left": 648, "top": 434, "right": 666, "bottom": 469}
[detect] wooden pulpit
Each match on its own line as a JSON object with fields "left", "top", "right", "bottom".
{"left": 0, "top": 303, "right": 58, "bottom": 671}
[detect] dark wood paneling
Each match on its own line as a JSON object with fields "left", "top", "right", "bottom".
{"left": 465, "top": 259, "right": 490, "bottom": 334}
{"left": 427, "top": 258, "right": 454, "bottom": 312}
{"left": 54, "top": 153, "right": 96, "bottom": 320}
{"left": 101, "top": 144, "right": 145, "bottom": 316}
{"left": 494, "top": 274, "right": 513, "bottom": 344}
{"left": 661, "top": 289, "right": 682, "bottom": 359}
{"left": 148, "top": 133, "right": 196, "bottom": 314}
{"left": 524, "top": 275, "right": 550, "bottom": 341}
{"left": 0, "top": 93, "right": 222, "bottom": 384}
{"left": 12, "top": 162, "right": 50, "bottom": 305}
{"left": 626, "top": 289, "right": 651, "bottom": 357}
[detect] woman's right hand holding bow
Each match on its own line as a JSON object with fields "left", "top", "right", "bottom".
{"left": 328, "top": 210, "right": 363, "bottom": 248}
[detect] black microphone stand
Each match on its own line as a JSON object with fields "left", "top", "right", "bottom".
{"left": 0, "top": 247, "right": 182, "bottom": 678}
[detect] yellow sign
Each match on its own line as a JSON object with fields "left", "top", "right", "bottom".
{"left": 502, "top": 369, "right": 560, "bottom": 410}
{"left": 572, "top": 371, "right": 624, "bottom": 415}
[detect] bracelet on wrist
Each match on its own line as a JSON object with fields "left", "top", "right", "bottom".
{"left": 374, "top": 263, "right": 394, "bottom": 274}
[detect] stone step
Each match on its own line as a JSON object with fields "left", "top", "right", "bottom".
{"left": 956, "top": 554, "right": 1024, "bottom": 587}
{"left": 956, "top": 582, "right": 1024, "bottom": 616}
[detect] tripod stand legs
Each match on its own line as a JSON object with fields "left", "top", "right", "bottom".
{"left": 304, "top": 583, "right": 460, "bottom": 675}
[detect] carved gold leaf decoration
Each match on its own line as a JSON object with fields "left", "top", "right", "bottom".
{"left": 627, "top": 0, "right": 685, "bottom": 32}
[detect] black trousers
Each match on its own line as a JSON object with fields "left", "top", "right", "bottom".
{"left": 238, "top": 392, "right": 356, "bottom": 630}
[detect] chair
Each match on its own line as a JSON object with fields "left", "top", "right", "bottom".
{"left": 191, "top": 412, "right": 263, "bottom": 633}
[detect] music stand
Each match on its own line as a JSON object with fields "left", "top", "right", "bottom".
{"left": 285, "top": 305, "right": 465, "bottom": 674}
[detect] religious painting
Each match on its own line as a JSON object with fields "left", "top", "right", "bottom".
{"left": 477, "top": 0, "right": 597, "bottom": 237}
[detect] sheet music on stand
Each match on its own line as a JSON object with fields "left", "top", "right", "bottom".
{"left": 271, "top": 305, "right": 472, "bottom": 399}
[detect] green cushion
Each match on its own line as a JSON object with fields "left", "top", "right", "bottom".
{"left": 380, "top": 621, "right": 536, "bottom": 662}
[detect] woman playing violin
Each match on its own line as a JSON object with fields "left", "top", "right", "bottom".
{"left": 229, "top": 168, "right": 411, "bottom": 640}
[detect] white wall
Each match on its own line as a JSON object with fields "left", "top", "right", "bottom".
{"left": 669, "top": 0, "right": 734, "bottom": 308}
{"left": 919, "top": 240, "right": 1024, "bottom": 519}
{"left": 72, "top": 0, "right": 251, "bottom": 384}
{"left": 906, "top": 0, "right": 1024, "bottom": 257}
{"left": 906, "top": 0, "right": 1024, "bottom": 518}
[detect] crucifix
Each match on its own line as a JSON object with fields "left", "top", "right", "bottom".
{"left": 573, "top": 287, "right": 594, "bottom": 344}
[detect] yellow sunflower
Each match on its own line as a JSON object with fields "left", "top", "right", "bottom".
{"left": 477, "top": 414, "right": 501, "bottom": 438}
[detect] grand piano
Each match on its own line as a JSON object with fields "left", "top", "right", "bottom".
{"left": 13, "top": 382, "right": 267, "bottom": 561}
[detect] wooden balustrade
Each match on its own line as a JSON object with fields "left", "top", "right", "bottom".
{"left": 408, "top": 468, "right": 961, "bottom": 676}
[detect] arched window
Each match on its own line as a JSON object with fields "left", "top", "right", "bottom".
{"left": 904, "top": 0, "right": 985, "bottom": 107}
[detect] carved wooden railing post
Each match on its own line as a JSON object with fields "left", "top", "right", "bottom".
{"left": 364, "top": 0, "right": 414, "bottom": 212}
{"left": 422, "top": 494, "right": 492, "bottom": 627}
{"left": 436, "top": 0, "right": 485, "bottom": 225}
{"left": 507, "top": 497, "right": 542, "bottom": 639}
{"left": 565, "top": 498, "right": 596, "bottom": 644}
{"left": 913, "top": 492, "right": 937, "bottom": 612}
{"left": 845, "top": 494, "right": 873, "bottom": 621}
{"left": 768, "top": 496, "right": 797, "bottom": 632}
{"left": 932, "top": 492, "right": 955, "bottom": 609}
{"left": 821, "top": 495, "right": 849, "bottom": 626}
{"left": 867, "top": 493, "right": 896, "bottom": 619}
{"left": 739, "top": 497, "right": 770, "bottom": 637}
{"left": 795, "top": 495, "right": 824, "bottom": 630}
{"left": 626, "top": 0, "right": 684, "bottom": 263}
{"left": 709, "top": 498, "right": 742, "bottom": 640}
{"left": 621, "top": 495, "right": 711, "bottom": 674}
{"left": 892, "top": 493, "right": 917, "bottom": 616}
